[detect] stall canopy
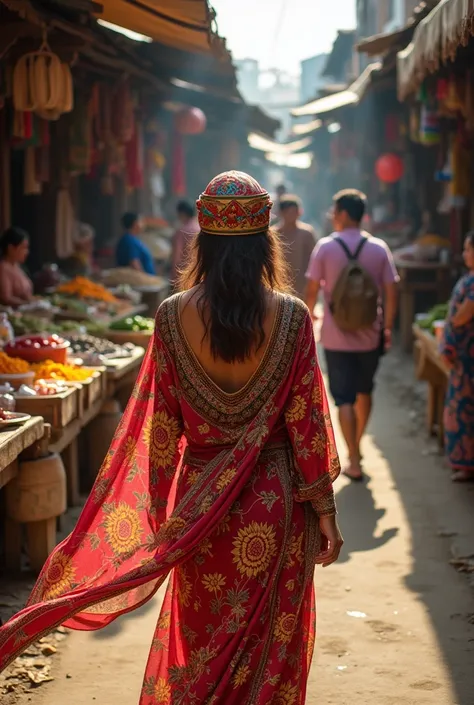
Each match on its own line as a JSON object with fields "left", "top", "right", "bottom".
{"left": 95, "top": 0, "right": 223, "bottom": 56}
{"left": 247, "top": 133, "right": 312, "bottom": 154}
{"left": 397, "top": 0, "right": 474, "bottom": 99}
{"left": 291, "top": 62, "right": 381, "bottom": 117}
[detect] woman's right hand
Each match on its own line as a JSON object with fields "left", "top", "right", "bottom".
{"left": 315, "top": 514, "right": 343, "bottom": 567}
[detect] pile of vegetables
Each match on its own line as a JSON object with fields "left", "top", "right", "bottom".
{"left": 65, "top": 334, "right": 134, "bottom": 358}
{"left": 11, "top": 314, "right": 107, "bottom": 338}
{"left": 110, "top": 315, "right": 154, "bottom": 332}
{"left": 417, "top": 303, "right": 449, "bottom": 333}
{"left": 57, "top": 277, "right": 118, "bottom": 303}
{"left": 31, "top": 361, "right": 93, "bottom": 382}
{"left": 0, "top": 351, "right": 30, "bottom": 374}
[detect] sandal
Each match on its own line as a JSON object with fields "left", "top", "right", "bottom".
{"left": 452, "top": 470, "right": 474, "bottom": 483}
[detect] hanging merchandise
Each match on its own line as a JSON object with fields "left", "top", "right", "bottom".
{"left": 125, "top": 120, "right": 144, "bottom": 190}
{"left": 12, "top": 34, "right": 74, "bottom": 119}
{"left": 24, "top": 146, "right": 41, "bottom": 195}
{"left": 409, "top": 106, "right": 420, "bottom": 143}
{"left": 176, "top": 107, "right": 207, "bottom": 135}
{"left": 444, "top": 77, "right": 464, "bottom": 115}
{"left": 112, "top": 78, "right": 134, "bottom": 144}
{"left": 375, "top": 153, "right": 404, "bottom": 183}
{"left": 69, "top": 93, "right": 92, "bottom": 175}
{"left": 436, "top": 79, "right": 449, "bottom": 102}
{"left": 419, "top": 105, "right": 440, "bottom": 145}
{"left": 12, "top": 110, "right": 33, "bottom": 140}
{"left": 55, "top": 188, "right": 75, "bottom": 258}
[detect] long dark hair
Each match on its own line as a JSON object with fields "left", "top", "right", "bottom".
{"left": 0, "top": 227, "right": 28, "bottom": 257}
{"left": 178, "top": 229, "right": 292, "bottom": 363}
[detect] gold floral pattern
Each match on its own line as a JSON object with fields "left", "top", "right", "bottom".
{"left": 232, "top": 522, "right": 277, "bottom": 578}
{"left": 154, "top": 677, "right": 171, "bottom": 703}
{"left": 285, "top": 395, "right": 307, "bottom": 423}
{"left": 273, "top": 681, "right": 299, "bottom": 705}
{"left": 104, "top": 503, "right": 142, "bottom": 555}
{"left": 216, "top": 467, "right": 237, "bottom": 491}
{"left": 274, "top": 613, "right": 296, "bottom": 644}
{"left": 202, "top": 573, "right": 226, "bottom": 593}
{"left": 232, "top": 664, "right": 251, "bottom": 688}
{"left": 142, "top": 410, "right": 180, "bottom": 470}
{"left": 41, "top": 551, "right": 76, "bottom": 600}
{"left": 177, "top": 566, "right": 192, "bottom": 607}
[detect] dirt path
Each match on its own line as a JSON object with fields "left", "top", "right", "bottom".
{"left": 11, "top": 355, "right": 474, "bottom": 704}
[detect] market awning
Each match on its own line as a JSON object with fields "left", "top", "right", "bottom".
{"left": 247, "top": 133, "right": 312, "bottom": 154}
{"left": 291, "top": 62, "right": 381, "bottom": 117}
{"left": 95, "top": 0, "right": 222, "bottom": 56}
{"left": 291, "top": 119, "right": 322, "bottom": 136}
{"left": 397, "top": 0, "right": 474, "bottom": 99}
{"left": 356, "top": 26, "right": 413, "bottom": 57}
{"left": 266, "top": 152, "right": 313, "bottom": 169}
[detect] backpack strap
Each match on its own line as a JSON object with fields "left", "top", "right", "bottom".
{"left": 334, "top": 235, "right": 368, "bottom": 261}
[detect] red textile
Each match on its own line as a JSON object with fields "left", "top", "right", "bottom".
{"left": 0, "top": 294, "right": 339, "bottom": 704}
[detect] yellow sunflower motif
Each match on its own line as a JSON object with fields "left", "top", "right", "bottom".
{"left": 273, "top": 681, "right": 299, "bottom": 705}
{"left": 285, "top": 395, "right": 307, "bottom": 423}
{"left": 202, "top": 573, "right": 226, "bottom": 593}
{"left": 216, "top": 467, "right": 237, "bottom": 492}
{"left": 154, "top": 677, "right": 171, "bottom": 703}
{"left": 142, "top": 410, "right": 180, "bottom": 469}
{"left": 286, "top": 532, "right": 304, "bottom": 568}
{"left": 104, "top": 502, "right": 142, "bottom": 555}
{"left": 232, "top": 664, "right": 251, "bottom": 688}
{"left": 311, "top": 432, "right": 326, "bottom": 458}
{"left": 198, "top": 537, "right": 213, "bottom": 557}
{"left": 198, "top": 422, "right": 210, "bottom": 435}
{"left": 157, "top": 612, "right": 171, "bottom": 630}
{"left": 312, "top": 384, "right": 323, "bottom": 406}
{"left": 232, "top": 522, "right": 277, "bottom": 578}
{"left": 177, "top": 566, "right": 192, "bottom": 607}
{"left": 274, "top": 613, "right": 296, "bottom": 644}
{"left": 42, "top": 550, "right": 76, "bottom": 600}
{"left": 285, "top": 579, "right": 295, "bottom": 592}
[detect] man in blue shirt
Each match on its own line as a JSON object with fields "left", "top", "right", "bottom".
{"left": 116, "top": 212, "right": 155, "bottom": 275}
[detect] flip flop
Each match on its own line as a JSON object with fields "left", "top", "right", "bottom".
{"left": 342, "top": 469, "right": 365, "bottom": 483}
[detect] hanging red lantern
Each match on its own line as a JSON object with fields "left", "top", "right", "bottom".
{"left": 375, "top": 153, "right": 404, "bottom": 183}
{"left": 175, "top": 107, "right": 207, "bottom": 135}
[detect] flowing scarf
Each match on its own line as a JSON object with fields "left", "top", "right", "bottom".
{"left": 0, "top": 301, "right": 339, "bottom": 671}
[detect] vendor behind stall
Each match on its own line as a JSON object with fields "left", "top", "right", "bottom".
{"left": 171, "top": 200, "right": 199, "bottom": 283}
{"left": 0, "top": 227, "right": 34, "bottom": 307}
{"left": 116, "top": 212, "right": 155, "bottom": 275}
{"left": 60, "top": 223, "right": 96, "bottom": 278}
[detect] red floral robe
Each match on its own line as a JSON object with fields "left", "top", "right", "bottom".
{"left": 0, "top": 293, "right": 340, "bottom": 704}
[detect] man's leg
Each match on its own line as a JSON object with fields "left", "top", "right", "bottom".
{"left": 324, "top": 351, "right": 362, "bottom": 479}
{"left": 355, "top": 393, "right": 372, "bottom": 449}
{"left": 354, "top": 350, "right": 381, "bottom": 453}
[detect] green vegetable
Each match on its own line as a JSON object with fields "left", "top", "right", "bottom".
{"left": 109, "top": 315, "right": 154, "bottom": 332}
{"left": 417, "top": 303, "right": 449, "bottom": 331}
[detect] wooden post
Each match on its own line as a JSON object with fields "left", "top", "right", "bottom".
{"left": 62, "top": 438, "right": 80, "bottom": 507}
{"left": 26, "top": 518, "right": 57, "bottom": 573}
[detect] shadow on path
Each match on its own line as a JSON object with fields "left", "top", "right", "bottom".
{"left": 336, "top": 480, "right": 398, "bottom": 564}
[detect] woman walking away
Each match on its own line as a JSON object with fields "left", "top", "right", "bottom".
{"left": 441, "top": 231, "right": 474, "bottom": 482}
{"left": 0, "top": 171, "right": 342, "bottom": 704}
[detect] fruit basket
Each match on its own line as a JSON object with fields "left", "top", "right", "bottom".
{"left": 4, "top": 334, "right": 70, "bottom": 364}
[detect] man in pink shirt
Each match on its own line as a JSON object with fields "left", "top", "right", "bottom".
{"left": 306, "top": 189, "right": 399, "bottom": 480}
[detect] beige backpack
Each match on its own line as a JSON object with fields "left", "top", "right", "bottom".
{"left": 330, "top": 237, "right": 379, "bottom": 332}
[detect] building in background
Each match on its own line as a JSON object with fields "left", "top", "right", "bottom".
{"left": 300, "top": 53, "right": 329, "bottom": 103}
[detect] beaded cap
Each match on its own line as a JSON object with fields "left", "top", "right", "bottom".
{"left": 196, "top": 171, "right": 273, "bottom": 236}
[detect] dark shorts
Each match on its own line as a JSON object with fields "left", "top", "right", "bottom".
{"left": 324, "top": 349, "right": 380, "bottom": 407}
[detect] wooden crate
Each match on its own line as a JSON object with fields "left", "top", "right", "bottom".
{"left": 15, "top": 386, "right": 79, "bottom": 429}
{"left": 80, "top": 369, "right": 106, "bottom": 411}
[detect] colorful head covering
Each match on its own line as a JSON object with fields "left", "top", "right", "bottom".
{"left": 196, "top": 170, "right": 273, "bottom": 236}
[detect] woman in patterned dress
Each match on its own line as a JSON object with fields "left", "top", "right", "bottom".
{"left": 441, "top": 232, "right": 474, "bottom": 482}
{"left": 0, "top": 171, "right": 342, "bottom": 704}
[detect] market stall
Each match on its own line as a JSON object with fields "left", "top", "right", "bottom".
{"left": 413, "top": 324, "right": 449, "bottom": 448}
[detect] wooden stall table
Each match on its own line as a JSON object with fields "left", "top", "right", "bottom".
{"left": 396, "top": 260, "right": 452, "bottom": 353}
{"left": 105, "top": 345, "right": 145, "bottom": 402}
{"left": 412, "top": 324, "right": 449, "bottom": 449}
{"left": 0, "top": 417, "right": 51, "bottom": 572}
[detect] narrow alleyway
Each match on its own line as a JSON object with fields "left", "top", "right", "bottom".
{"left": 8, "top": 353, "right": 474, "bottom": 705}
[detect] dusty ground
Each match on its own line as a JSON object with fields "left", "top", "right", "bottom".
{"left": 2, "top": 350, "right": 474, "bottom": 705}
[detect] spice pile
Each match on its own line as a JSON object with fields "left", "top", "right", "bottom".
{"left": 57, "top": 276, "right": 118, "bottom": 303}
{"left": 32, "top": 361, "right": 93, "bottom": 382}
{"left": 0, "top": 351, "right": 30, "bottom": 374}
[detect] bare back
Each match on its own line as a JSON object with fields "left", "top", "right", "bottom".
{"left": 179, "top": 286, "right": 280, "bottom": 394}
